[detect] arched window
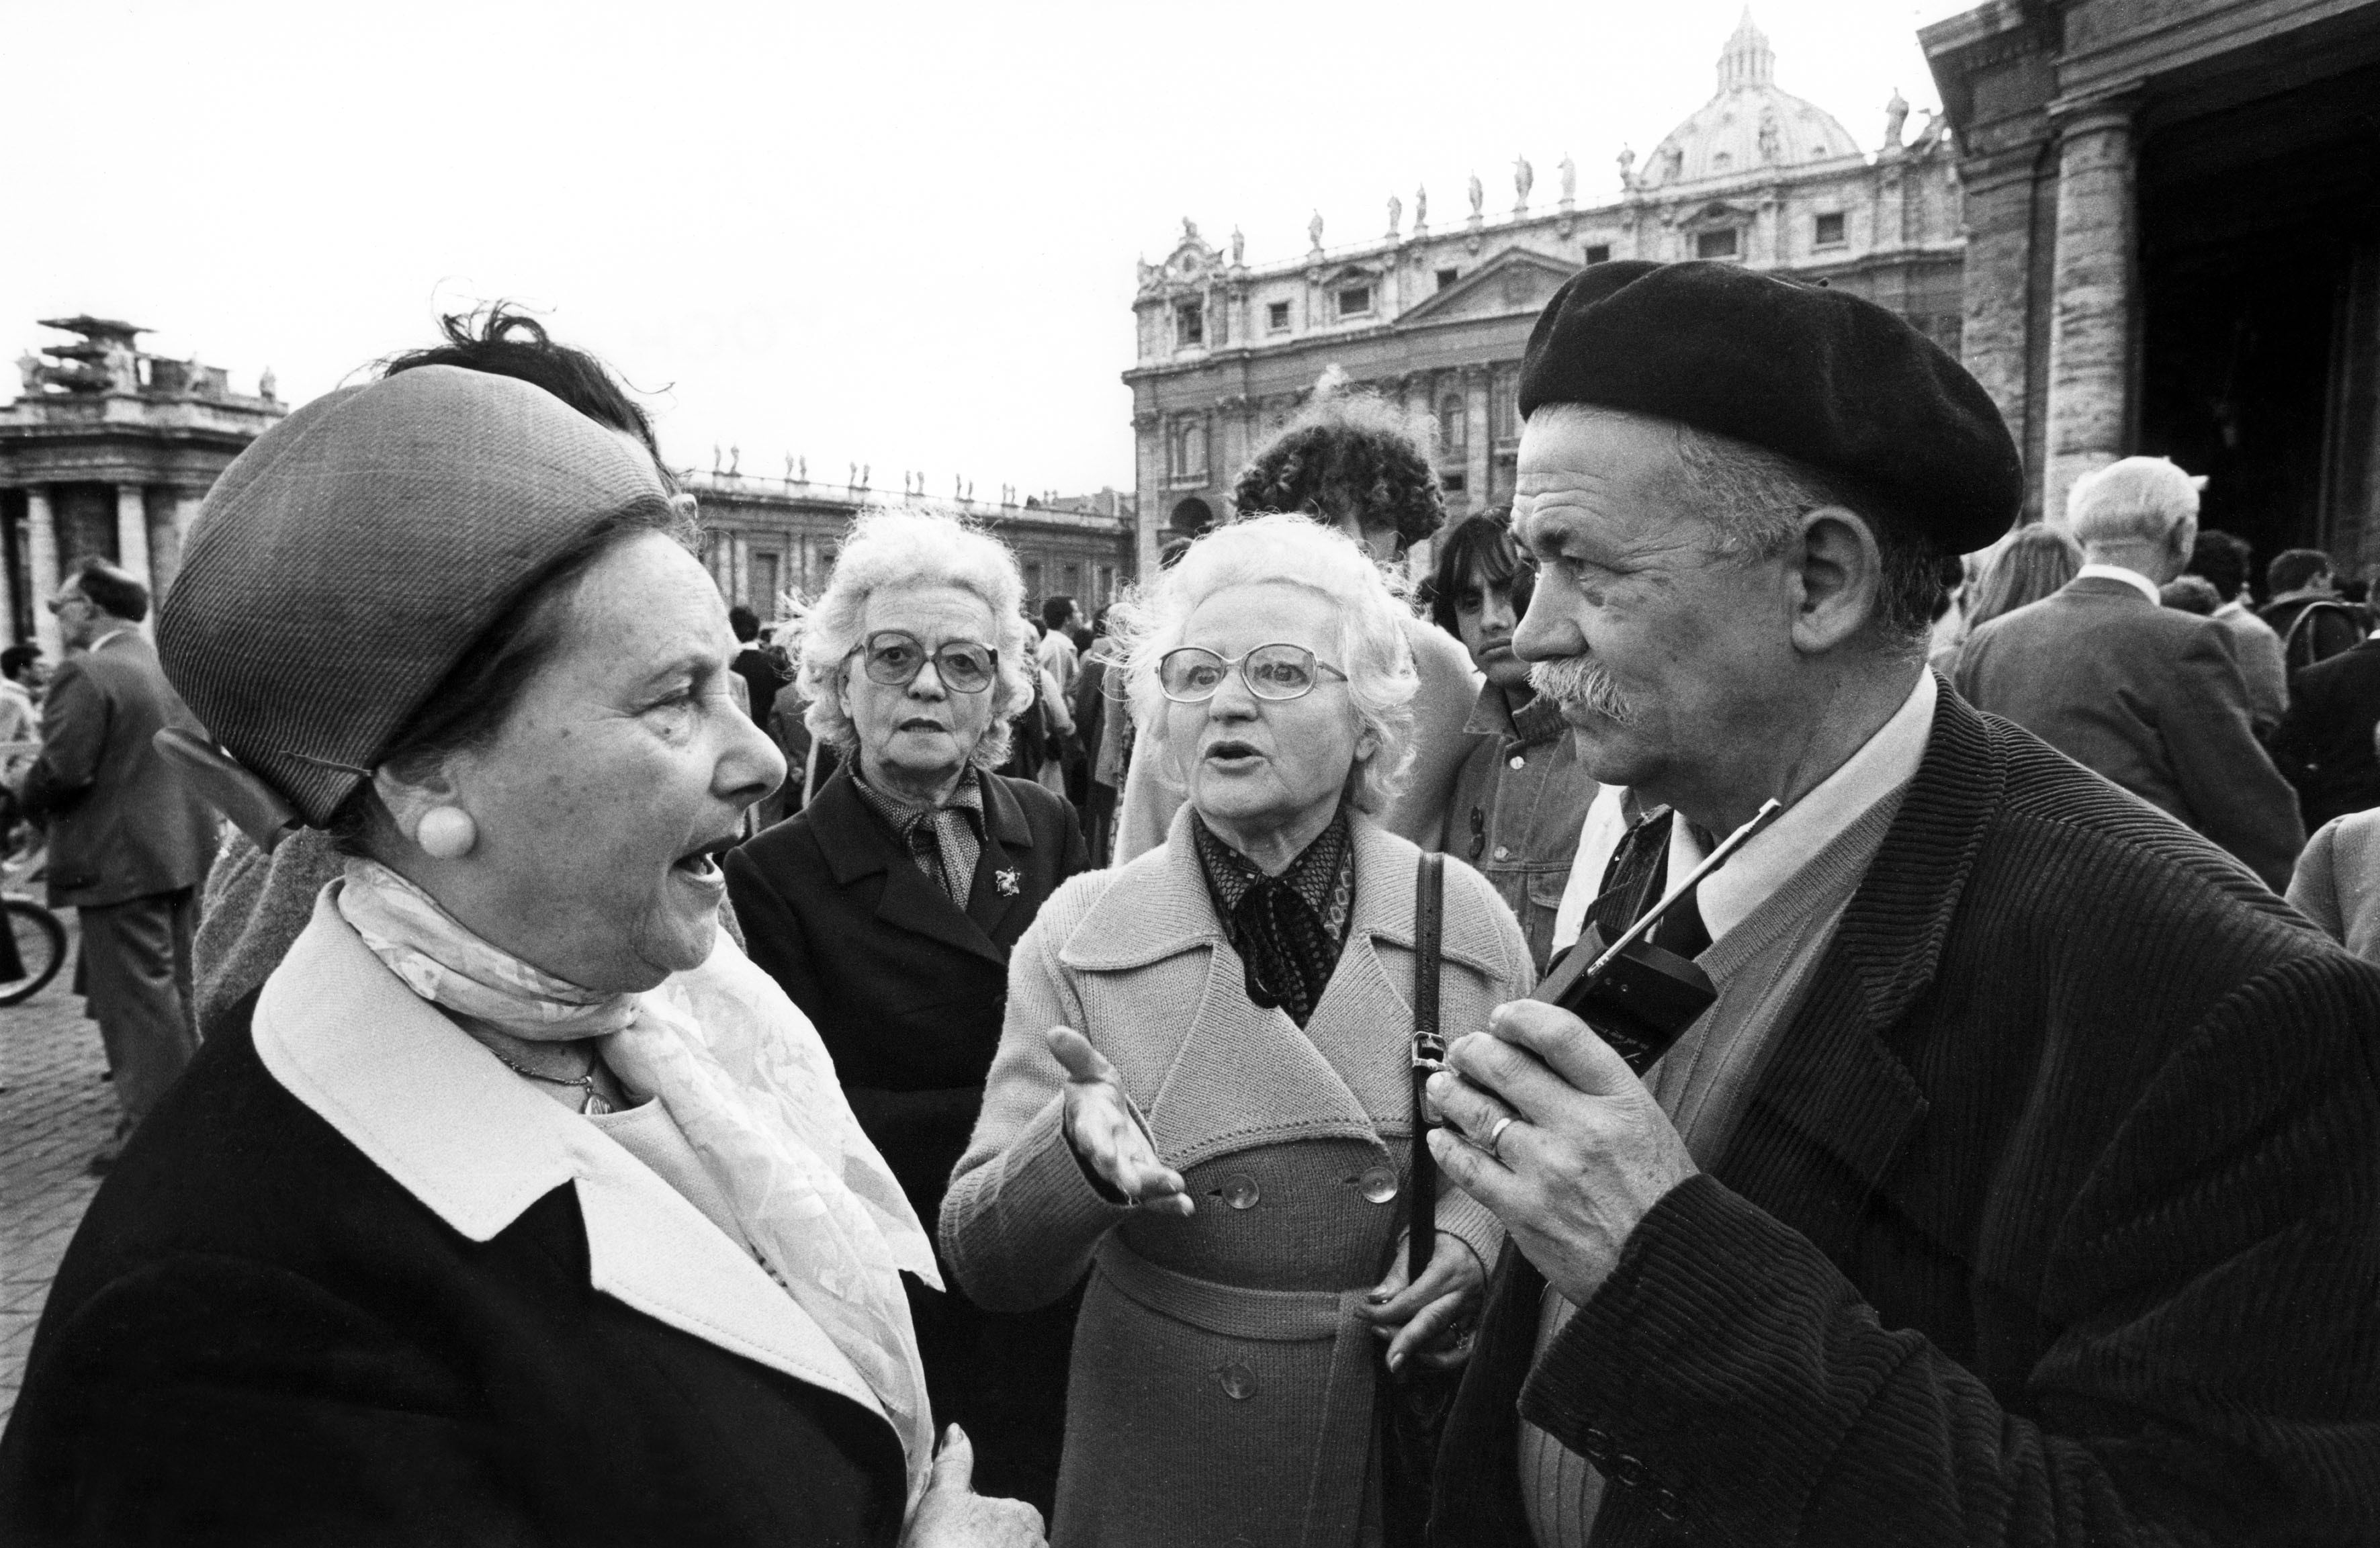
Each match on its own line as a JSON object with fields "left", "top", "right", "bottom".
{"left": 1170, "top": 496, "right": 1215, "bottom": 537}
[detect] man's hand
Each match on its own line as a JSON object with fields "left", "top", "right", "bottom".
{"left": 902, "top": 1426, "right": 1047, "bottom": 1548}
{"left": 1046, "top": 1026, "right": 1194, "bottom": 1215}
{"left": 1424, "top": 1000, "right": 1696, "bottom": 1308}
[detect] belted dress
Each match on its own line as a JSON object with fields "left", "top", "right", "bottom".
{"left": 941, "top": 805, "right": 1532, "bottom": 1548}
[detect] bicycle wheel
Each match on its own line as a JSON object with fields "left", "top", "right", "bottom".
{"left": 0, "top": 898, "right": 67, "bottom": 1007}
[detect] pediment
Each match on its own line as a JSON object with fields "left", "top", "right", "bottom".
{"left": 1396, "top": 247, "right": 1580, "bottom": 328}
{"left": 1681, "top": 200, "right": 1754, "bottom": 232}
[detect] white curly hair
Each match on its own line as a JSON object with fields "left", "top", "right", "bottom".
{"left": 794, "top": 506, "right": 1037, "bottom": 769}
{"left": 1114, "top": 512, "right": 1418, "bottom": 814}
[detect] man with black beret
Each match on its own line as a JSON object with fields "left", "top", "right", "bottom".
{"left": 1421, "top": 260, "right": 2380, "bottom": 1545}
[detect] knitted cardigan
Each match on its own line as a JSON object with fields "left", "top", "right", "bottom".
{"left": 1432, "top": 682, "right": 2380, "bottom": 1548}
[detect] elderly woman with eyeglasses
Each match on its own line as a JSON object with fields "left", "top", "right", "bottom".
{"left": 941, "top": 515, "right": 1532, "bottom": 1548}
{"left": 726, "top": 508, "right": 1091, "bottom": 1516}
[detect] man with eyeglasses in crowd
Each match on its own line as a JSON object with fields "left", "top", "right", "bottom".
{"left": 18, "top": 559, "right": 218, "bottom": 1173}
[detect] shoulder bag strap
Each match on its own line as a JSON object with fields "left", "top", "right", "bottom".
{"left": 1409, "top": 852, "right": 1444, "bottom": 1282}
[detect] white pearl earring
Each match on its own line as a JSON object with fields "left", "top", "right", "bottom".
{"left": 416, "top": 805, "right": 478, "bottom": 860}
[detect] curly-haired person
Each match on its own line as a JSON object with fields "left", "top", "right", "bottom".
{"left": 1115, "top": 390, "right": 1487, "bottom": 865}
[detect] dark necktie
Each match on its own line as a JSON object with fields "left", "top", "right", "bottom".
{"left": 1590, "top": 814, "right": 1714, "bottom": 960}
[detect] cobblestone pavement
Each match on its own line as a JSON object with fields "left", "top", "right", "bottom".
{"left": 0, "top": 909, "right": 109, "bottom": 1428}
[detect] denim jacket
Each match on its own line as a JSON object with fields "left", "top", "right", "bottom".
{"left": 1438, "top": 683, "right": 1600, "bottom": 974}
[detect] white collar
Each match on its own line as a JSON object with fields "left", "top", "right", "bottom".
{"left": 2074, "top": 563, "right": 2161, "bottom": 604}
{"left": 85, "top": 625, "right": 137, "bottom": 654}
{"left": 1667, "top": 670, "right": 1936, "bottom": 942}
{"left": 253, "top": 889, "right": 888, "bottom": 1424}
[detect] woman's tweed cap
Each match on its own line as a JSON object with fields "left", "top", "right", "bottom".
{"left": 1518, "top": 259, "right": 2023, "bottom": 553}
{"left": 156, "top": 364, "right": 666, "bottom": 825}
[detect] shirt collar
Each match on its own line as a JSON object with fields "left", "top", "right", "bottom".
{"left": 1192, "top": 806, "right": 1352, "bottom": 927}
{"left": 1671, "top": 670, "right": 1936, "bottom": 943}
{"left": 850, "top": 767, "right": 984, "bottom": 837}
{"left": 1461, "top": 680, "right": 1568, "bottom": 747}
{"left": 86, "top": 625, "right": 136, "bottom": 654}
{"left": 2074, "top": 563, "right": 2161, "bottom": 604}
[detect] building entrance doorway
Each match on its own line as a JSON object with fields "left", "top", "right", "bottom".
{"left": 2136, "top": 57, "right": 2380, "bottom": 577}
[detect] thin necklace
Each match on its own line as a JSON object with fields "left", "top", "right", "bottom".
{"left": 489, "top": 1049, "right": 615, "bottom": 1116}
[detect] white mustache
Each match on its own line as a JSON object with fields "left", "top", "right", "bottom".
{"left": 1529, "top": 655, "right": 1638, "bottom": 725}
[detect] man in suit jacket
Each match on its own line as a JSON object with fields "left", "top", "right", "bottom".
{"left": 1421, "top": 261, "right": 2380, "bottom": 1546}
{"left": 1955, "top": 458, "right": 2303, "bottom": 891}
{"left": 17, "top": 560, "right": 218, "bottom": 1168}
{"left": 2269, "top": 633, "right": 2380, "bottom": 830}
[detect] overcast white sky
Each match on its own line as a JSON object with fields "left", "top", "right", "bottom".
{"left": 1, "top": 0, "right": 1972, "bottom": 498}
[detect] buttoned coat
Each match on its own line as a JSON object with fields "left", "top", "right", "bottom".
{"left": 17, "top": 632, "right": 218, "bottom": 909}
{"left": 1430, "top": 684, "right": 2380, "bottom": 1548}
{"left": 0, "top": 893, "right": 908, "bottom": 1545}
{"left": 725, "top": 765, "right": 1089, "bottom": 1508}
{"left": 1953, "top": 574, "right": 2305, "bottom": 890}
{"left": 942, "top": 807, "right": 1531, "bottom": 1548}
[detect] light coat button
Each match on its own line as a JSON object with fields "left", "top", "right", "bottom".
{"left": 1509, "top": 755, "right": 1526, "bottom": 770}
{"left": 1493, "top": 846, "right": 1511, "bottom": 860}
{"left": 1358, "top": 1166, "right": 1400, "bottom": 1203}
{"left": 1218, "top": 1363, "right": 1258, "bottom": 1400}
{"left": 1221, "top": 1173, "right": 1260, "bottom": 1210}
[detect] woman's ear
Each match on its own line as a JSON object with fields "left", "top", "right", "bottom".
{"left": 371, "top": 762, "right": 474, "bottom": 860}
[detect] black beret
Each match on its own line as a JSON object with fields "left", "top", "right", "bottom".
{"left": 1518, "top": 260, "right": 2021, "bottom": 553}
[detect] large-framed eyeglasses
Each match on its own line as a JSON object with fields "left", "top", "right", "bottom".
{"left": 1157, "top": 644, "right": 1350, "bottom": 704}
{"left": 849, "top": 631, "right": 997, "bottom": 694}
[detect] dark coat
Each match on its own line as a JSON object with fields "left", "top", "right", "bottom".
{"left": 0, "top": 903, "right": 908, "bottom": 1548}
{"left": 1431, "top": 684, "right": 2380, "bottom": 1547}
{"left": 1954, "top": 574, "right": 2305, "bottom": 890}
{"left": 2270, "top": 637, "right": 2380, "bottom": 829}
{"left": 18, "top": 633, "right": 218, "bottom": 909}
{"left": 725, "top": 765, "right": 1089, "bottom": 1510}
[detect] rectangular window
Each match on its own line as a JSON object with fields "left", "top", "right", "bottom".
{"left": 1436, "top": 267, "right": 1460, "bottom": 290}
{"left": 750, "top": 553, "right": 780, "bottom": 613}
{"left": 1491, "top": 371, "right": 1519, "bottom": 443}
{"left": 1441, "top": 471, "right": 1466, "bottom": 494}
{"left": 1063, "top": 563, "right": 1081, "bottom": 598}
{"left": 1266, "top": 300, "right": 1290, "bottom": 332}
{"left": 1175, "top": 302, "right": 1204, "bottom": 347}
{"left": 1098, "top": 565, "right": 1115, "bottom": 603}
{"left": 1583, "top": 244, "right": 1612, "bottom": 265}
{"left": 1337, "top": 285, "right": 1372, "bottom": 318}
{"left": 1814, "top": 212, "right": 1846, "bottom": 247}
{"left": 1438, "top": 395, "right": 1467, "bottom": 457}
{"left": 1695, "top": 228, "right": 1739, "bottom": 259}
{"left": 1026, "top": 561, "right": 1045, "bottom": 601}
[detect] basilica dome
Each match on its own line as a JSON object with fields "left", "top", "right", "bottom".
{"left": 1644, "top": 11, "right": 1861, "bottom": 186}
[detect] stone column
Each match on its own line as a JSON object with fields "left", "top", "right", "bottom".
{"left": 2043, "top": 97, "right": 2139, "bottom": 526}
{"left": 1953, "top": 148, "right": 2050, "bottom": 505}
{"left": 116, "top": 484, "right": 152, "bottom": 589}
{"left": 26, "top": 488, "right": 60, "bottom": 658}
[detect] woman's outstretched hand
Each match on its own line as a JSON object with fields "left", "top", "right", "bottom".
{"left": 903, "top": 1426, "right": 1046, "bottom": 1548}
{"left": 1046, "top": 1026, "right": 1195, "bottom": 1216}
{"left": 1359, "top": 1230, "right": 1485, "bottom": 1373}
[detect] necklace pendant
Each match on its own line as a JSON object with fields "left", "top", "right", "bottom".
{"left": 580, "top": 1087, "right": 614, "bottom": 1116}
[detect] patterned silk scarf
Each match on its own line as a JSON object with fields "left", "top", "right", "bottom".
{"left": 1192, "top": 808, "right": 1356, "bottom": 1028}
{"left": 336, "top": 859, "right": 941, "bottom": 1501}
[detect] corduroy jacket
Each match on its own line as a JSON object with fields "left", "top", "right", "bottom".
{"left": 1431, "top": 683, "right": 2380, "bottom": 1547}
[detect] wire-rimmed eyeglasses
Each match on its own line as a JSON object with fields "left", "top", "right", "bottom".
{"left": 1157, "top": 644, "right": 1350, "bottom": 704}
{"left": 848, "top": 631, "right": 997, "bottom": 694}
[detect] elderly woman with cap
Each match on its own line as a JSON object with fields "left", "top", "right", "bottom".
{"left": 0, "top": 367, "right": 1041, "bottom": 1548}
{"left": 941, "top": 514, "right": 1531, "bottom": 1548}
{"left": 727, "top": 506, "right": 1090, "bottom": 1515}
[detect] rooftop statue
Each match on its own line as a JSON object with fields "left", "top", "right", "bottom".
{"left": 1559, "top": 153, "right": 1577, "bottom": 204}
{"left": 1884, "top": 87, "right": 1909, "bottom": 149}
{"left": 1308, "top": 210, "right": 1325, "bottom": 251}
{"left": 1514, "top": 154, "right": 1534, "bottom": 210}
{"left": 1467, "top": 172, "right": 1484, "bottom": 218}
{"left": 1414, "top": 185, "right": 1427, "bottom": 230}
{"left": 1386, "top": 193, "right": 1401, "bottom": 237}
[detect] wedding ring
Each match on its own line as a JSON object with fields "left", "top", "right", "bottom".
{"left": 1484, "top": 1113, "right": 1517, "bottom": 1163}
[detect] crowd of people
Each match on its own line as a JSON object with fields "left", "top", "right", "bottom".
{"left": 1, "top": 263, "right": 2377, "bottom": 1547}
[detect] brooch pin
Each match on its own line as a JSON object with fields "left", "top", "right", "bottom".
{"left": 994, "top": 869, "right": 1022, "bottom": 897}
